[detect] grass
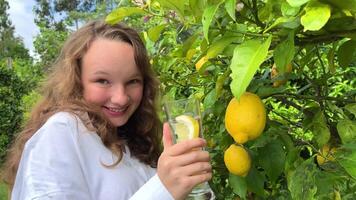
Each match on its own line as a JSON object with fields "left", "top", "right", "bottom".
{"left": 0, "top": 181, "right": 8, "bottom": 200}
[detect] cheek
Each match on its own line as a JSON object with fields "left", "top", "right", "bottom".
{"left": 132, "top": 87, "right": 144, "bottom": 104}
{"left": 83, "top": 86, "right": 107, "bottom": 105}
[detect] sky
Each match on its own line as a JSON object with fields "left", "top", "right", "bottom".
{"left": 8, "top": 0, "right": 39, "bottom": 56}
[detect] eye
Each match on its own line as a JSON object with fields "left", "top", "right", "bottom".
{"left": 128, "top": 79, "right": 142, "bottom": 85}
{"left": 96, "top": 79, "right": 110, "bottom": 85}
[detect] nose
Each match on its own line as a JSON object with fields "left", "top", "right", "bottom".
{"left": 111, "top": 85, "right": 130, "bottom": 106}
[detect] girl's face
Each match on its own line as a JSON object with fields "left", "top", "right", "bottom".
{"left": 81, "top": 38, "right": 143, "bottom": 127}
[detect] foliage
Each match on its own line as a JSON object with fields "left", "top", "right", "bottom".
{"left": 0, "top": 63, "right": 29, "bottom": 162}
{"left": 107, "top": 0, "right": 356, "bottom": 199}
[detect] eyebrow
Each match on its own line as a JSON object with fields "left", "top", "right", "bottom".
{"left": 93, "top": 70, "right": 142, "bottom": 78}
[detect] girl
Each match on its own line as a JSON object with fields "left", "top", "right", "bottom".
{"left": 2, "top": 20, "right": 212, "bottom": 200}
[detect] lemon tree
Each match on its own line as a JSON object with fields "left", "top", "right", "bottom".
{"left": 106, "top": 1, "right": 356, "bottom": 198}
{"left": 88, "top": 0, "right": 356, "bottom": 199}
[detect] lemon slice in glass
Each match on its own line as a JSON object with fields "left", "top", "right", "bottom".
{"left": 173, "top": 115, "right": 200, "bottom": 143}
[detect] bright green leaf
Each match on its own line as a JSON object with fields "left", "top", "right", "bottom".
{"left": 337, "top": 119, "right": 356, "bottom": 144}
{"left": 273, "top": 32, "right": 295, "bottom": 73}
{"left": 286, "top": 0, "right": 310, "bottom": 7}
{"left": 147, "top": 24, "right": 166, "bottom": 42}
{"left": 288, "top": 159, "right": 318, "bottom": 199}
{"left": 229, "top": 36, "right": 272, "bottom": 100}
{"left": 106, "top": 7, "right": 146, "bottom": 24}
{"left": 202, "top": 3, "right": 222, "bottom": 42}
{"left": 228, "top": 174, "right": 247, "bottom": 199}
{"left": 311, "top": 111, "right": 330, "bottom": 148}
{"left": 258, "top": 140, "right": 286, "bottom": 183}
{"left": 337, "top": 39, "right": 356, "bottom": 68}
{"left": 225, "top": 0, "right": 236, "bottom": 21}
{"left": 301, "top": 1, "right": 331, "bottom": 31}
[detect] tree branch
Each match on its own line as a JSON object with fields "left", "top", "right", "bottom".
{"left": 295, "top": 29, "right": 356, "bottom": 45}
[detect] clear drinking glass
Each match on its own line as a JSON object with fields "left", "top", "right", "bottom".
{"left": 163, "top": 98, "right": 215, "bottom": 200}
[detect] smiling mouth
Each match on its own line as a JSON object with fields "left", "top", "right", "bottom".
{"left": 105, "top": 106, "right": 128, "bottom": 113}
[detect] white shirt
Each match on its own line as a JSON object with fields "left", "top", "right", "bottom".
{"left": 12, "top": 112, "right": 173, "bottom": 200}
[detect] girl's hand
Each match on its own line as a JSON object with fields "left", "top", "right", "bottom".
{"left": 157, "top": 123, "right": 212, "bottom": 200}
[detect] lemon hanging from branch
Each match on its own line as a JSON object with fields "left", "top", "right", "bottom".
{"left": 224, "top": 144, "right": 251, "bottom": 177}
{"left": 224, "top": 92, "right": 266, "bottom": 144}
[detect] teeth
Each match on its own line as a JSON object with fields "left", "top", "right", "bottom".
{"left": 108, "top": 107, "right": 126, "bottom": 112}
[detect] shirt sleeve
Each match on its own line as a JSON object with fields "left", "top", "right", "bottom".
{"left": 129, "top": 174, "right": 174, "bottom": 200}
{"left": 11, "top": 113, "right": 92, "bottom": 200}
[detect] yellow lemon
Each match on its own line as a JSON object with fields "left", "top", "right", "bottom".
{"left": 195, "top": 56, "right": 208, "bottom": 71}
{"left": 224, "top": 144, "right": 251, "bottom": 177}
{"left": 173, "top": 115, "right": 200, "bottom": 143}
{"left": 316, "top": 144, "right": 336, "bottom": 165}
{"left": 225, "top": 92, "right": 266, "bottom": 144}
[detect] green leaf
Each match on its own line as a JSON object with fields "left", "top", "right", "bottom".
{"left": 229, "top": 36, "right": 272, "bottom": 100}
{"left": 311, "top": 111, "right": 330, "bottom": 148}
{"left": 337, "top": 39, "right": 356, "bottom": 68}
{"left": 182, "top": 33, "right": 199, "bottom": 57}
{"left": 286, "top": 0, "right": 310, "bottom": 7}
{"left": 258, "top": 140, "right": 286, "bottom": 183}
{"left": 337, "top": 119, "right": 356, "bottom": 144}
{"left": 206, "top": 36, "right": 238, "bottom": 58}
{"left": 202, "top": 3, "right": 222, "bottom": 42}
{"left": 338, "top": 144, "right": 356, "bottom": 179}
{"left": 258, "top": 0, "right": 272, "bottom": 22}
{"left": 156, "top": 0, "right": 187, "bottom": 18}
{"left": 246, "top": 167, "right": 266, "bottom": 197}
{"left": 281, "top": 2, "right": 300, "bottom": 16}
{"left": 288, "top": 159, "right": 318, "bottom": 200}
{"left": 147, "top": 24, "right": 166, "bottom": 42}
{"left": 189, "top": 0, "right": 207, "bottom": 22}
{"left": 106, "top": 7, "right": 146, "bottom": 24}
{"left": 228, "top": 174, "right": 247, "bottom": 199}
{"left": 345, "top": 103, "right": 356, "bottom": 117}
{"left": 301, "top": 1, "right": 331, "bottom": 31}
{"left": 263, "top": 16, "right": 295, "bottom": 33}
{"left": 273, "top": 32, "right": 295, "bottom": 73}
{"left": 225, "top": 0, "right": 236, "bottom": 21}
{"left": 203, "top": 89, "right": 217, "bottom": 109}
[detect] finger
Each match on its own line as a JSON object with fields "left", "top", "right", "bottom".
{"left": 162, "top": 122, "right": 173, "bottom": 150}
{"left": 173, "top": 150, "right": 210, "bottom": 166}
{"left": 178, "top": 162, "right": 212, "bottom": 177}
{"left": 167, "top": 139, "right": 206, "bottom": 156}
{"left": 187, "top": 171, "right": 213, "bottom": 186}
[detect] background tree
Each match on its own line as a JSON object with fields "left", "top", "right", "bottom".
{"left": 0, "top": 0, "right": 34, "bottom": 162}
